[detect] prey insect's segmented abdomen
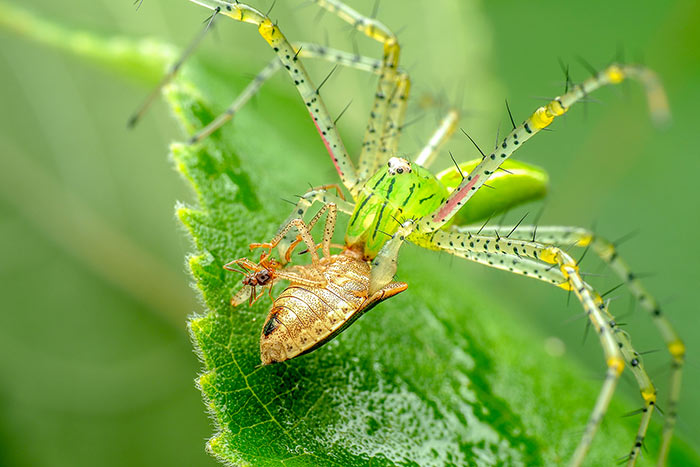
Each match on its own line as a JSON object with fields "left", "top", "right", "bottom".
{"left": 260, "top": 251, "right": 406, "bottom": 364}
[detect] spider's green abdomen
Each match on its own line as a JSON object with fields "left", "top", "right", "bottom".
{"left": 345, "top": 159, "right": 447, "bottom": 259}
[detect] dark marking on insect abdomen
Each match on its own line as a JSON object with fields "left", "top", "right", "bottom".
{"left": 262, "top": 311, "right": 281, "bottom": 336}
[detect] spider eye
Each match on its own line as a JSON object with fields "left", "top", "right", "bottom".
{"left": 397, "top": 168, "right": 403, "bottom": 174}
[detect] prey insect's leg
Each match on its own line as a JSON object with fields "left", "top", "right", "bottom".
{"left": 275, "top": 185, "right": 355, "bottom": 263}
{"left": 414, "top": 109, "right": 460, "bottom": 168}
{"left": 416, "top": 64, "right": 670, "bottom": 234}
{"left": 311, "top": 0, "right": 403, "bottom": 184}
{"left": 187, "top": 1, "right": 359, "bottom": 192}
{"left": 457, "top": 224, "right": 683, "bottom": 465}
{"left": 423, "top": 228, "right": 653, "bottom": 466}
{"left": 189, "top": 43, "right": 398, "bottom": 144}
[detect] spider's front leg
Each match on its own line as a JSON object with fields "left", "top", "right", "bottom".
{"left": 415, "top": 63, "right": 670, "bottom": 235}
{"left": 414, "top": 109, "right": 461, "bottom": 169}
{"left": 311, "top": 0, "right": 405, "bottom": 181}
{"left": 187, "top": 0, "right": 360, "bottom": 191}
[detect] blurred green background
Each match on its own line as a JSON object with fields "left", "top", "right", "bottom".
{"left": 0, "top": 0, "right": 698, "bottom": 465}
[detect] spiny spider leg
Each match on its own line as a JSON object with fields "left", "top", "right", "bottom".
{"left": 415, "top": 63, "right": 669, "bottom": 234}
{"left": 189, "top": 42, "right": 405, "bottom": 144}
{"left": 128, "top": 7, "right": 220, "bottom": 127}
{"left": 454, "top": 224, "right": 684, "bottom": 465}
{"left": 296, "top": 201, "right": 338, "bottom": 259}
{"left": 275, "top": 186, "right": 354, "bottom": 264}
{"left": 387, "top": 225, "right": 644, "bottom": 466}
{"left": 375, "top": 70, "right": 410, "bottom": 172}
{"left": 311, "top": 0, "right": 404, "bottom": 183}
{"left": 188, "top": 0, "right": 359, "bottom": 192}
{"left": 255, "top": 201, "right": 340, "bottom": 266}
{"left": 435, "top": 228, "right": 663, "bottom": 465}
{"left": 414, "top": 109, "right": 460, "bottom": 168}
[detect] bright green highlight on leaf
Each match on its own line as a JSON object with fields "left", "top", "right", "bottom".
{"left": 2, "top": 1, "right": 698, "bottom": 465}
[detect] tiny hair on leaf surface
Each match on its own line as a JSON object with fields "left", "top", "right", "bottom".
{"left": 1, "top": 0, "right": 697, "bottom": 465}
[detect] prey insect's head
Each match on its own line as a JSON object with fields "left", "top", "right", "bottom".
{"left": 242, "top": 268, "right": 272, "bottom": 287}
{"left": 224, "top": 257, "right": 281, "bottom": 307}
{"left": 387, "top": 157, "right": 412, "bottom": 175}
{"left": 224, "top": 258, "right": 278, "bottom": 285}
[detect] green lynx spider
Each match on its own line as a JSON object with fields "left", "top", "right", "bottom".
{"left": 144, "top": 0, "right": 684, "bottom": 465}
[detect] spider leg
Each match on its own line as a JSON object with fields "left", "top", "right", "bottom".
{"left": 414, "top": 109, "right": 460, "bottom": 168}
{"left": 311, "top": 0, "right": 406, "bottom": 185}
{"left": 258, "top": 217, "right": 323, "bottom": 264}
{"left": 254, "top": 199, "right": 342, "bottom": 269}
{"left": 186, "top": 0, "right": 359, "bottom": 192}
{"left": 375, "top": 71, "right": 410, "bottom": 170}
{"left": 189, "top": 42, "right": 399, "bottom": 144}
{"left": 455, "top": 224, "right": 683, "bottom": 465}
{"left": 300, "top": 202, "right": 338, "bottom": 260}
{"left": 276, "top": 186, "right": 354, "bottom": 263}
{"left": 417, "top": 228, "right": 658, "bottom": 466}
{"left": 414, "top": 63, "right": 669, "bottom": 234}
{"left": 128, "top": 7, "right": 220, "bottom": 127}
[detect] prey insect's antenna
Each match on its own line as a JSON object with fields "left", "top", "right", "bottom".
{"left": 127, "top": 8, "right": 220, "bottom": 128}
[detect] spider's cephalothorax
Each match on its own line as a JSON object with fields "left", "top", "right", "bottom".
{"left": 146, "top": 0, "right": 684, "bottom": 464}
{"left": 345, "top": 156, "right": 448, "bottom": 259}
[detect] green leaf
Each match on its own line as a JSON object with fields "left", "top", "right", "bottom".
{"left": 4, "top": 1, "right": 697, "bottom": 465}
